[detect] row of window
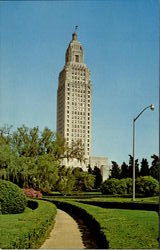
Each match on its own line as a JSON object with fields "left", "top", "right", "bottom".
{"left": 67, "top": 127, "right": 90, "bottom": 133}
{"left": 72, "top": 75, "right": 85, "bottom": 79}
{"left": 67, "top": 133, "right": 90, "bottom": 141}
{"left": 70, "top": 98, "right": 91, "bottom": 104}
{"left": 72, "top": 71, "right": 85, "bottom": 76}
{"left": 72, "top": 80, "right": 86, "bottom": 84}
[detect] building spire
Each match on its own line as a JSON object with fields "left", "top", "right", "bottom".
{"left": 72, "top": 25, "right": 78, "bottom": 40}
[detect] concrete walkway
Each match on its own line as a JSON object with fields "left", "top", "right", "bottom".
{"left": 40, "top": 209, "right": 85, "bottom": 249}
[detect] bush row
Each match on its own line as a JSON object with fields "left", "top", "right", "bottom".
{"left": 78, "top": 200, "right": 159, "bottom": 212}
{"left": 46, "top": 199, "right": 109, "bottom": 249}
{"left": 0, "top": 199, "right": 57, "bottom": 249}
{"left": 101, "top": 176, "right": 158, "bottom": 196}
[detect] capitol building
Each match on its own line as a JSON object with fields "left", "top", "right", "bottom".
{"left": 56, "top": 32, "right": 110, "bottom": 180}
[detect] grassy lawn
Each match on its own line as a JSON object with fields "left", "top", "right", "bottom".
{"left": 48, "top": 198, "right": 158, "bottom": 249}
{"left": 46, "top": 192, "right": 158, "bottom": 204}
{"left": 0, "top": 199, "right": 57, "bottom": 249}
{"left": 76, "top": 196, "right": 159, "bottom": 203}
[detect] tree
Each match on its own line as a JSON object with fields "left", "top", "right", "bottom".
{"left": 92, "top": 166, "right": 102, "bottom": 189}
{"left": 101, "top": 178, "right": 120, "bottom": 195}
{"left": 0, "top": 125, "right": 90, "bottom": 194}
{"left": 87, "top": 164, "right": 93, "bottom": 174}
{"left": 110, "top": 161, "right": 121, "bottom": 179}
{"left": 79, "top": 172, "right": 95, "bottom": 191}
{"left": 0, "top": 144, "right": 15, "bottom": 180}
{"left": 140, "top": 158, "right": 149, "bottom": 176}
{"left": 0, "top": 125, "right": 12, "bottom": 145}
{"left": 128, "top": 155, "right": 139, "bottom": 178}
{"left": 56, "top": 166, "right": 75, "bottom": 195}
{"left": 120, "top": 162, "right": 129, "bottom": 179}
{"left": 36, "top": 154, "right": 59, "bottom": 192}
{"left": 149, "top": 154, "right": 159, "bottom": 180}
{"left": 66, "top": 139, "right": 85, "bottom": 163}
{"left": 72, "top": 167, "right": 95, "bottom": 191}
{"left": 11, "top": 125, "right": 39, "bottom": 157}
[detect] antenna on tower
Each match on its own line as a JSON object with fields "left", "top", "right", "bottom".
{"left": 75, "top": 25, "right": 78, "bottom": 32}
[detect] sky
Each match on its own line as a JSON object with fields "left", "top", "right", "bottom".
{"left": 0, "top": 0, "right": 159, "bottom": 166}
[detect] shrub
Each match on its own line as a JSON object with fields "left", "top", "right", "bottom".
{"left": 124, "top": 178, "right": 132, "bottom": 194}
{"left": 0, "top": 200, "right": 57, "bottom": 249}
{"left": 116, "top": 179, "right": 127, "bottom": 194}
{"left": 135, "top": 176, "right": 158, "bottom": 196}
{"left": 0, "top": 180, "right": 27, "bottom": 214}
{"left": 100, "top": 178, "right": 120, "bottom": 195}
{"left": 101, "top": 178, "right": 132, "bottom": 195}
{"left": 101, "top": 177, "right": 158, "bottom": 196}
{"left": 23, "top": 188, "right": 42, "bottom": 198}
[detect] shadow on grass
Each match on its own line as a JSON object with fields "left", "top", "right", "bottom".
{"left": 70, "top": 213, "right": 99, "bottom": 249}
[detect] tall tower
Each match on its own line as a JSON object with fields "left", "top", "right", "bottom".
{"left": 57, "top": 32, "right": 92, "bottom": 161}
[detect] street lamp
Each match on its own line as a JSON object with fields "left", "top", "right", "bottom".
{"left": 132, "top": 104, "right": 154, "bottom": 201}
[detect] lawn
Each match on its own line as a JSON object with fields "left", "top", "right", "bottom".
{"left": 47, "top": 198, "right": 159, "bottom": 249}
{"left": 0, "top": 199, "right": 57, "bottom": 249}
{"left": 76, "top": 196, "right": 159, "bottom": 203}
{"left": 46, "top": 192, "right": 158, "bottom": 204}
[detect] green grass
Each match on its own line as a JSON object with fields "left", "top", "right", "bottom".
{"left": 48, "top": 198, "right": 158, "bottom": 249}
{"left": 46, "top": 192, "right": 158, "bottom": 204}
{"left": 76, "top": 196, "right": 159, "bottom": 203}
{"left": 0, "top": 199, "right": 57, "bottom": 249}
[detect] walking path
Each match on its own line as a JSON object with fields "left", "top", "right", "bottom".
{"left": 40, "top": 209, "right": 85, "bottom": 249}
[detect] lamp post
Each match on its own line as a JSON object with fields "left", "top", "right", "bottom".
{"left": 132, "top": 104, "right": 154, "bottom": 201}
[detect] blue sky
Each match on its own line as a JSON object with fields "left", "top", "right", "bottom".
{"left": 0, "top": 0, "right": 159, "bottom": 166}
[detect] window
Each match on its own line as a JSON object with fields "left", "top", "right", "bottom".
{"left": 75, "top": 55, "right": 79, "bottom": 62}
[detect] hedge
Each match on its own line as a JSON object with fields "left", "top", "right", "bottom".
{"left": 0, "top": 180, "right": 27, "bottom": 214}
{"left": 101, "top": 177, "right": 158, "bottom": 196}
{"left": 77, "top": 200, "right": 159, "bottom": 212}
{"left": 0, "top": 199, "right": 56, "bottom": 249}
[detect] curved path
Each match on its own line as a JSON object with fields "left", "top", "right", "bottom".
{"left": 41, "top": 209, "right": 85, "bottom": 249}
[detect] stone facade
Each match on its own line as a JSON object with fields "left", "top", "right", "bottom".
{"left": 89, "top": 156, "right": 111, "bottom": 181}
{"left": 56, "top": 33, "right": 110, "bottom": 180}
{"left": 57, "top": 32, "right": 92, "bottom": 160}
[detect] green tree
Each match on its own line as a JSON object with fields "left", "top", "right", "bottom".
{"left": 56, "top": 166, "right": 75, "bottom": 195}
{"left": 149, "top": 154, "right": 159, "bottom": 181}
{"left": 66, "top": 139, "right": 85, "bottom": 163}
{"left": 0, "top": 125, "right": 87, "bottom": 194}
{"left": 0, "top": 125, "right": 12, "bottom": 145}
{"left": 120, "top": 162, "right": 129, "bottom": 178}
{"left": 0, "top": 145, "right": 15, "bottom": 180}
{"left": 128, "top": 155, "right": 139, "bottom": 178}
{"left": 110, "top": 161, "right": 121, "bottom": 179}
{"left": 92, "top": 166, "right": 102, "bottom": 189}
{"left": 73, "top": 167, "right": 95, "bottom": 191}
{"left": 79, "top": 171, "right": 95, "bottom": 191}
{"left": 36, "top": 154, "right": 59, "bottom": 192}
{"left": 124, "top": 178, "right": 132, "bottom": 194}
{"left": 140, "top": 158, "right": 149, "bottom": 176}
{"left": 101, "top": 178, "right": 119, "bottom": 195}
{"left": 87, "top": 164, "right": 93, "bottom": 174}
